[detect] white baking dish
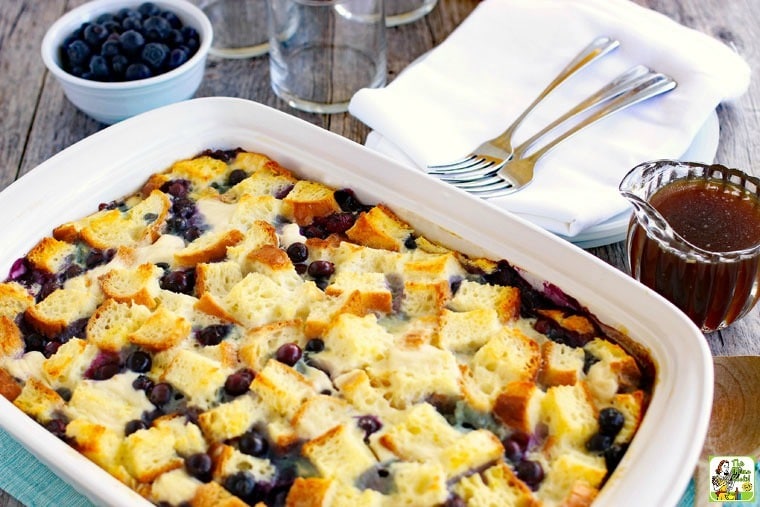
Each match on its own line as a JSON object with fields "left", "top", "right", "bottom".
{"left": 0, "top": 97, "right": 712, "bottom": 507}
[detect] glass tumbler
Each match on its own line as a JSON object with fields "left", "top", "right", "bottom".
{"left": 385, "top": 0, "right": 437, "bottom": 26}
{"left": 267, "top": 0, "right": 386, "bottom": 113}
{"left": 620, "top": 160, "right": 760, "bottom": 332}
{"left": 201, "top": 0, "right": 269, "bottom": 58}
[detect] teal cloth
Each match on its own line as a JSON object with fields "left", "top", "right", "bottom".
{"left": 0, "top": 428, "right": 93, "bottom": 507}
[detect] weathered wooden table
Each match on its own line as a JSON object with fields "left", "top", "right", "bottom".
{"left": 1, "top": 0, "right": 758, "bottom": 505}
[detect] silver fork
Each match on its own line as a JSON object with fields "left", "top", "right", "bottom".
{"left": 434, "top": 64, "right": 654, "bottom": 181}
{"left": 427, "top": 35, "right": 620, "bottom": 175}
{"left": 451, "top": 73, "right": 677, "bottom": 197}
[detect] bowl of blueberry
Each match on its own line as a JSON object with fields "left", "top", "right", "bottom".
{"left": 41, "top": 0, "right": 213, "bottom": 124}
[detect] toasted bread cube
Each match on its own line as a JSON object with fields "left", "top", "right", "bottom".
{"left": 302, "top": 424, "right": 377, "bottom": 483}
{"left": 333, "top": 369, "right": 397, "bottom": 421}
{"left": 26, "top": 237, "right": 77, "bottom": 274}
{"left": 317, "top": 313, "right": 393, "bottom": 377}
{"left": 250, "top": 359, "right": 316, "bottom": 419}
{"left": 609, "top": 390, "right": 645, "bottom": 445}
{"left": 540, "top": 383, "right": 598, "bottom": 447}
{"left": 324, "top": 271, "right": 392, "bottom": 314}
{"left": 377, "top": 403, "right": 461, "bottom": 461}
{"left": 191, "top": 480, "right": 249, "bottom": 507}
{"left": 435, "top": 307, "right": 501, "bottom": 352}
{"left": 402, "top": 251, "right": 467, "bottom": 283}
{"left": 239, "top": 319, "right": 306, "bottom": 372}
{"left": 128, "top": 306, "right": 191, "bottom": 352}
{"left": 539, "top": 341, "right": 585, "bottom": 387}
{"left": 86, "top": 299, "right": 152, "bottom": 353}
{"left": 584, "top": 338, "right": 642, "bottom": 390}
{"left": 303, "top": 291, "right": 365, "bottom": 339}
{"left": 12, "top": 377, "right": 65, "bottom": 422}
{"left": 345, "top": 204, "right": 412, "bottom": 252}
{"left": 538, "top": 449, "right": 606, "bottom": 505}
{"left": 388, "top": 461, "right": 449, "bottom": 506}
{"left": 452, "top": 462, "right": 536, "bottom": 507}
{"left": 25, "top": 284, "right": 101, "bottom": 337}
{"left": 282, "top": 180, "right": 341, "bottom": 225}
{"left": 161, "top": 349, "right": 231, "bottom": 410}
{"left": 0, "top": 367, "right": 21, "bottom": 401}
{"left": 66, "top": 374, "right": 154, "bottom": 430}
{"left": 150, "top": 468, "right": 203, "bottom": 506}
{"left": 168, "top": 155, "right": 229, "bottom": 187}
{"left": 0, "top": 316, "right": 24, "bottom": 359}
{"left": 229, "top": 194, "right": 285, "bottom": 232}
{"left": 327, "top": 241, "right": 404, "bottom": 274}
{"left": 42, "top": 338, "right": 99, "bottom": 390}
{"left": 174, "top": 228, "right": 245, "bottom": 267}
{"left": 211, "top": 443, "right": 276, "bottom": 482}
{"left": 98, "top": 263, "right": 162, "bottom": 308}
{"left": 401, "top": 280, "right": 451, "bottom": 318}
{"left": 538, "top": 309, "right": 596, "bottom": 336}
{"left": 449, "top": 279, "right": 520, "bottom": 323}
{"left": 154, "top": 415, "right": 208, "bottom": 455}
{"left": 223, "top": 272, "right": 297, "bottom": 328}
{"left": 198, "top": 392, "right": 267, "bottom": 442}
{"left": 285, "top": 477, "right": 335, "bottom": 507}
{"left": 292, "top": 394, "right": 356, "bottom": 441}
{"left": 80, "top": 190, "right": 170, "bottom": 249}
{"left": 226, "top": 219, "right": 280, "bottom": 268}
{"left": 439, "top": 429, "right": 504, "bottom": 480}
{"left": 122, "top": 425, "right": 183, "bottom": 483}
{"left": 224, "top": 156, "right": 297, "bottom": 201}
{"left": 493, "top": 380, "right": 545, "bottom": 434}
{"left": 196, "top": 260, "right": 243, "bottom": 297}
{"left": 65, "top": 419, "right": 135, "bottom": 486}
{"left": 366, "top": 344, "right": 461, "bottom": 409}
{"left": 0, "top": 282, "right": 34, "bottom": 320}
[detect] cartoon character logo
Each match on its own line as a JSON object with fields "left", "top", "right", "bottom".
{"left": 709, "top": 456, "right": 756, "bottom": 503}
{"left": 712, "top": 459, "right": 740, "bottom": 501}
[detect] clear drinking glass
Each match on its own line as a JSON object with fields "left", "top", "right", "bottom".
{"left": 620, "top": 160, "right": 760, "bottom": 332}
{"left": 267, "top": 0, "right": 386, "bottom": 113}
{"left": 201, "top": 0, "right": 269, "bottom": 58}
{"left": 385, "top": 0, "right": 437, "bottom": 26}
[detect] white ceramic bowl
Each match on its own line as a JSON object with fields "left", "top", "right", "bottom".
{"left": 41, "top": 0, "right": 213, "bottom": 124}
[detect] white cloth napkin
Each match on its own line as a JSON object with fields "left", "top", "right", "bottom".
{"left": 348, "top": 0, "right": 750, "bottom": 238}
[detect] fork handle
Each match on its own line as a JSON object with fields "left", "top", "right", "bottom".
{"left": 489, "top": 36, "right": 620, "bottom": 151}
{"left": 523, "top": 74, "right": 677, "bottom": 164}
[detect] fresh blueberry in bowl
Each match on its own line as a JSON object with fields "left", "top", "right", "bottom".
{"left": 41, "top": 0, "right": 213, "bottom": 124}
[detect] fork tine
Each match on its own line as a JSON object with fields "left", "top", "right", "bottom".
{"left": 428, "top": 156, "right": 499, "bottom": 175}
{"left": 463, "top": 180, "right": 516, "bottom": 195}
{"left": 451, "top": 175, "right": 504, "bottom": 188}
{"left": 427, "top": 155, "right": 480, "bottom": 171}
{"left": 436, "top": 165, "right": 500, "bottom": 182}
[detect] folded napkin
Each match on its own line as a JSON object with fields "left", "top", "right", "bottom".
{"left": 349, "top": 0, "right": 750, "bottom": 238}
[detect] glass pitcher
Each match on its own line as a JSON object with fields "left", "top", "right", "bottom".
{"left": 619, "top": 160, "right": 760, "bottom": 332}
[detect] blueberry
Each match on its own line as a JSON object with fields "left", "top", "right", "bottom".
{"left": 125, "top": 419, "right": 148, "bottom": 435}
{"left": 83, "top": 23, "right": 109, "bottom": 48}
{"left": 148, "top": 382, "right": 173, "bottom": 406}
{"left": 224, "top": 472, "right": 256, "bottom": 500}
{"left": 119, "top": 30, "right": 145, "bottom": 56}
{"left": 275, "top": 343, "right": 302, "bottom": 366}
{"left": 604, "top": 443, "right": 628, "bottom": 472}
{"left": 159, "top": 268, "right": 195, "bottom": 294}
{"left": 185, "top": 453, "right": 213, "bottom": 482}
{"left": 238, "top": 430, "right": 269, "bottom": 457}
{"left": 125, "top": 62, "right": 152, "bottom": 80}
{"left": 161, "top": 10, "right": 183, "bottom": 29}
{"left": 100, "top": 39, "right": 121, "bottom": 58}
{"left": 334, "top": 189, "right": 363, "bottom": 212}
{"left": 598, "top": 407, "right": 625, "bottom": 436}
{"left": 224, "top": 369, "right": 255, "bottom": 396}
{"left": 138, "top": 2, "right": 162, "bottom": 17}
{"left": 307, "top": 260, "right": 334, "bottom": 278}
{"left": 196, "top": 324, "right": 230, "bottom": 346}
{"left": 160, "top": 178, "right": 191, "bottom": 198}
{"left": 121, "top": 16, "right": 142, "bottom": 32}
{"left": 227, "top": 169, "right": 248, "bottom": 187}
{"left": 585, "top": 433, "right": 614, "bottom": 453}
{"left": 165, "top": 29, "right": 185, "bottom": 48}
{"left": 356, "top": 415, "right": 382, "bottom": 440}
{"left": 141, "top": 42, "right": 169, "bottom": 70}
{"left": 45, "top": 418, "right": 68, "bottom": 440}
{"left": 143, "top": 15, "right": 172, "bottom": 41}
{"left": 125, "top": 350, "right": 152, "bottom": 373}
{"left": 286, "top": 242, "right": 308, "bottom": 263}
{"left": 132, "top": 374, "right": 154, "bottom": 392}
{"left": 95, "top": 12, "right": 116, "bottom": 24}
{"left": 515, "top": 459, "right": 544, "bottom": 490}
{"left": 167, "top": 47, "right": 189, "bottom": 69}
{"left": 116, "top": 7, "right": 141, "bottom": 21}
{"left": 305, "top": 338, "right": 325, "bottom": 352}
{"left": 65, "top": 39, "right": 91, "bottom": 67}
{"left": 89, "top": 55, "right": 111, "bottom": 80}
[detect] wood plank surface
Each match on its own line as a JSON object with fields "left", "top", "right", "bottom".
{"left": 0, "top": 0, "right": 758, "bottom": 505}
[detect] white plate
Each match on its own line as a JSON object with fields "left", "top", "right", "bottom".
{"left": 560, "top": 109, "right": 720, "bottom": 248}
{"left": 0, "top": 97, "right": 712, "bottom": 507}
